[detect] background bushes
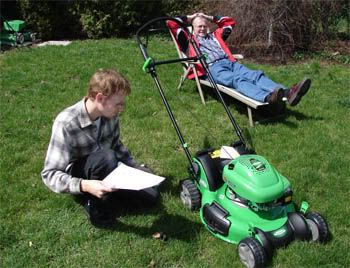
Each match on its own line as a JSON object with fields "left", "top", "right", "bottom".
{"left": 198, "top": 0, "right": 349, "bottom": 61}
{"left": 1, "top": 0, "right": 348, "bottom": 60}
{"left": 1, "top": 0, "right": 194, "bottom": 39}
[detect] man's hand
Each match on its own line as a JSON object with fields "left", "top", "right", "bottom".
{"left": 187, "top": 13, "right": 199, "bottom": 21}
{"left": 187, "top": 13, "right": 212, "bottom": 22}
{"left": 80, "top": 179, "right": 113, "bottom": 198}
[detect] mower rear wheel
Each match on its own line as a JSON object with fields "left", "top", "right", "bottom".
{"left": 238, "top": 237, "right": 267, "bottom": 268}
{"left": 30, "top": 33, "right": 36, "bottom": 42}
{"left": 16, "top": 33, "right": 24, "bottom": 44}
{"left": 180, "top": 179, "right": 201, "bottom": 210}
{"left": 306, "top": 212, "right": 329, "bottom": 243}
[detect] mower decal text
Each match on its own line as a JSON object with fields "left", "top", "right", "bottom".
{"left": 300, "top": 201, "right": 309, "bottom": 214}
{"left": 273, "top": 226, "right": 287, "bottom": 238}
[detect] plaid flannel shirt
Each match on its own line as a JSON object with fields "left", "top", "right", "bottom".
{"left": 41, "top": 98, "right": 137, "bottom": 194}
{"left": 196, "top": 34, "right": 228, "bottom": 65}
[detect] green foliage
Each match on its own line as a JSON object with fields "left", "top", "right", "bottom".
{"left": 12, "top": 0, "right": 196, "bottom": 40}
{"left": 18, "top": 0, "right": 80, "bottom": 40}
{"left": 311, "top": 0, "right": 350, "bottom": 38}
{"left": 161, "top": 0, "right": 194, "bottom": 17}
{"left": 0, "top": 0, "right": 21, "bottom": 20}
{"left": 201, "top": 0, "right": 349, "bottom": 59}
{"left": 1, "top": 38, "right": 349, "bottom": 267}
{"left": 74, "top": 0, "right": 196, "bottom": 39}
{"left": 18, "top": 0, "right": 53, "bottom": 39}
{"left": 74, "top": 0, "right": 131, "bottom": 38}
{"left": 78, "top": 9, "right": 113, "bottom": 39}
{"left": 293, "top": 51, "right": 350, "bottom": 65}
{"left": 313, "top": 51, "right": 350, "bottom": 65}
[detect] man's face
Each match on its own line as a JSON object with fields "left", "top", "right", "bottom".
{"left": 192, "top": 17, "right": 209, "bottom": 37}
{"left": 99, "top": 93, "right": 126, "bottom": 118}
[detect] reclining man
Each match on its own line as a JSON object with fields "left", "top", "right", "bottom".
{"left": 41, "top": 69, "right": 159, "bottom": 228}
{"left": 168, "top": 13, "right": 311, "bottom": 107}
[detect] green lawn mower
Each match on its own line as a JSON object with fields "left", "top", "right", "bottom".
{"left": 0, "top": 17, "right": 37, "bottom": 49}
{"left": 136, "top": 17, "right": 329, "bottom": 268}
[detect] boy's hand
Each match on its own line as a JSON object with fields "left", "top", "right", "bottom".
{"left": 80, "top": 179, "right": 113, "bottom": 198}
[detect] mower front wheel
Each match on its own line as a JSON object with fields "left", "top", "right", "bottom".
{"left": 306, "top": 212, "right": 329, "bottom": 243}
{"left": 238, "top": 237, "right": 267, "bottom": 268}
{"left": 180, "top": 179, "right": 201, "bottom": 210}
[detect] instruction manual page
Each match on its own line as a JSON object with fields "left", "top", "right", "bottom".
{"left": 102, "top": 163, "right": 165, "bottom": 190}
{"left": 220, "top": 146, "right": 240, "bottom": 159}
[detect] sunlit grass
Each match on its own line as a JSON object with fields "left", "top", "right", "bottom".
{"left": 0, "top": 38, "right": 349, "bottom": 267}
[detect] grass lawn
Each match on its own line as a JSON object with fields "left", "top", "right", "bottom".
{"left": 0, "top": 38, "right": 349, "bottom": 267}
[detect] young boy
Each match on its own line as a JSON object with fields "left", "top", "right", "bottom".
{"left": 42, "top": 69, "right": 159, "bottom": 228}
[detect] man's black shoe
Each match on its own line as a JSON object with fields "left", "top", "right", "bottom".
{"left": 83, "top": 198, "right": 116, "bottom": 228}
{"left": 266, "top": 88, "right": 283, "bottom": 104}
{"left": 288, "top": 78, "right": 311, "bottom": 106}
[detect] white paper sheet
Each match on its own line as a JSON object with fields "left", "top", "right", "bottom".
{"left": 102, "top": 163, "right": 165, "bottom": 190}
{"left": 220, "top": 146, "right": 240, "bottom": 159}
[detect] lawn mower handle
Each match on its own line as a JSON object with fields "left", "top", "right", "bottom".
{"left": 135, "top": 17, "right": 198, "bottom": 175}
{"left": 186, "top": 37, "right": 247, "bottom": 146}
{"left": 135, "top": 17, "right": 197, "bottom": 72}
{"left": 135, "top": 16, "right": 191, "bottom": 47}
{"left": 135, "top": 17, "right": 248, "bottom": 173}
{"left": 136, "top": 17, "right": 247, "bottom": 146}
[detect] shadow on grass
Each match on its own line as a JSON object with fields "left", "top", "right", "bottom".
{"left": 286, "top": 109, "right": 324, "bottom": 122}
{"left": 73, "top": 193, "right": 202, "bottom": 242}
{"left": 255, "top": 108, "right": 324, "bottom": 128}
{"left": 114, "top": 208, "right": 202, "bottom": 242}
{"left": 201, "top": 85, "right": 323, "bottom": 126}
{"left": 158, "top": 175, "right": 181, "bottom": 196}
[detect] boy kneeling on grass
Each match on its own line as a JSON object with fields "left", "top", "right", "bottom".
{"left": 41, "top": 69, "right": 159, "bottom": 228}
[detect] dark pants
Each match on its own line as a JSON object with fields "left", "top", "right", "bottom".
{"left": 70, "top": 149, "right": 160, "bottom": 209}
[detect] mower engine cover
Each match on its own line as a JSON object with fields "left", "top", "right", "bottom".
{"left": 223, "top": 155, "right": 291, "bottom": 204}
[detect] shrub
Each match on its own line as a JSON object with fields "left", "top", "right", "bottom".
{"left": 18, "top": 0, "right": 80, "bottom": 40}
{"left": 197, "top": 0, "right": 349, "bottom": 61}
{"left": 74, "top": 0, "right": 196, "bottom": 38}
{"left": 14, "top": 0, "right": 196, "bottom": 40}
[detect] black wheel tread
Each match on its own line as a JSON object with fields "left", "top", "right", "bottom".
{"left": 181, "top": 179, "right": 201, "bottom": 210}
{"left": 239, "top": 237, "right": 267, "bottom": 268}
{"left": 306, "top": 212, "right": 329, "bottom": 243}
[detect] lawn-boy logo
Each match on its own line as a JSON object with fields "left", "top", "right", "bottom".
{"left": 273, "top": 226, "right": 287, "bottom": 237}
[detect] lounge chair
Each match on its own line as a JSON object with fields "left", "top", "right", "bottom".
{"left": 168, "top": 24, "right": 285, "bottom": 126}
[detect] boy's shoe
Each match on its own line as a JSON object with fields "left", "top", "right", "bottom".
{"left": 288, "top": 78, "right": 311, "bottom": 106}
{"left": 83, "top": 198, "right": 116, "bottom": 228}
{"left": 266, "top": 88, "right": 284, "bottom": 104}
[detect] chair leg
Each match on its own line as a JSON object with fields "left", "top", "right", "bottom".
{"left": 178, "top": 67, "right": 191, "bottom": 90}
{"left": 247, "top": 106, "right": 254, "bottom": 127}
{"left": 178, "top": 75, "right": 186, "bottom": 90}
{"left": 192, "top": 67, "right": 206, "bottom": 105}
